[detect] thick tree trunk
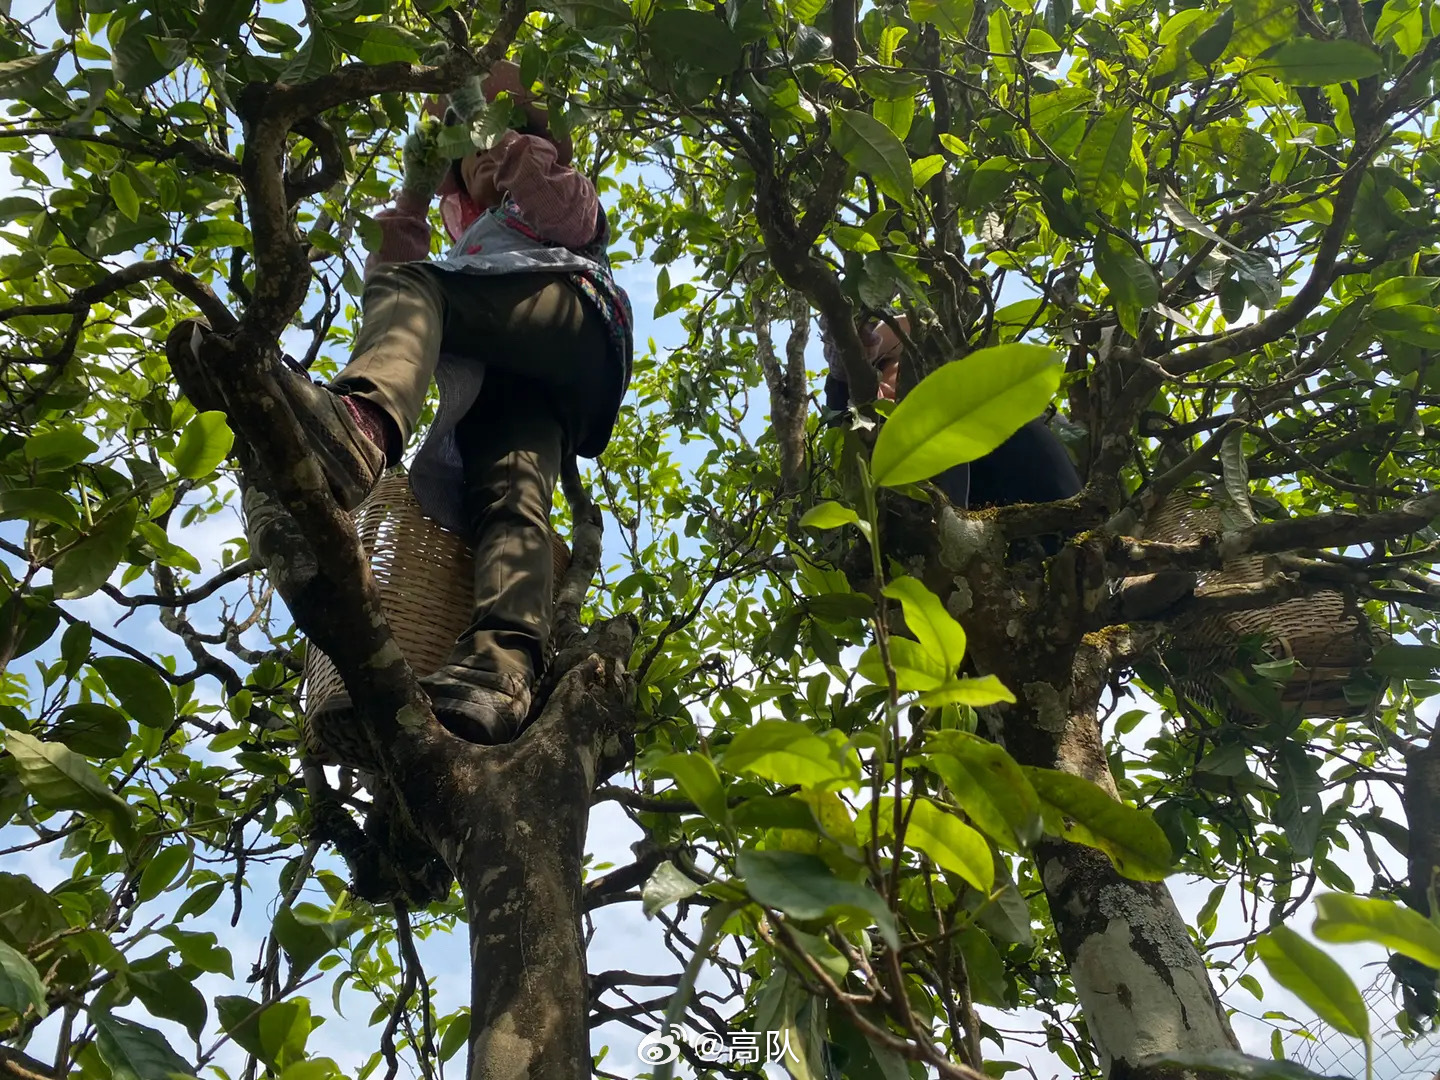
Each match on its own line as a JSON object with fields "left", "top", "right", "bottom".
{"left": 996, "top": 637, "right": 1241, "bottom": 1078}
{"left": 393, "top": 647, "right": 634, "bottom": 1080}
{"left": 1037, "top": 840, "right": 1238, "bottom": 1078}
{"left": 454, "top": 672, "right": 605, "bottom": 1079}
{"left": 924, "top": 516, "right": 1240, "bottom": 1078}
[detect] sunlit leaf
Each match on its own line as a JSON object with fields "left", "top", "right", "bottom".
{"left": 1024, "top": 767, "right": 1173, "bottom": 880}
{"left": 870, "top": 344, "right": 1063, "bottom": 486}
{"left": 1312, "top": 893, "right": 1440, "bottom": 971}
{"left": 831, "top": 109, "right": 914, "bottom": 206}
{"left": 1256, "top": 926, "right": 1369, "bottom": 1041}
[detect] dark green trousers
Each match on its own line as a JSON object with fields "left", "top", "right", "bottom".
{"left": 331, "top": 264, "right": 616, "bottom": 681}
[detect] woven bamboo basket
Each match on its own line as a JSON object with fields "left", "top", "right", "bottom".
{"left": 1142, "top": 491, "right": 1384, "bottom": 721}
{"left": 300, "top": 470, "right": 571, "bottom": 760}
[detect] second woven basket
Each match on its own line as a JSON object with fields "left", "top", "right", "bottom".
{"left": 300, "top": 470, "right": 571, "bottom": 763}
{"left": 1142, "top": 491, "right": 1384, "bottom": 721}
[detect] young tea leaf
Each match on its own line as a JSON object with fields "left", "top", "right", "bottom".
{"left": 870, "top": 344, "right": 1063, "bottom": 487}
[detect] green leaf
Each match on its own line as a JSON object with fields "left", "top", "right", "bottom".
{"left": 327, "top": 21, "right": 423, "bottom": 64}
{"left": 914, "top": 675, "right": 1016, "bottom": 708}
{"left": 1312, "top": 893, "right": 1440, "bottom": 970}
{"left": 272, "top": 906, "right": 361, "bottom": 980}
{"left": 1074, "top": 110, "right": 1132, "bottom": 210}
{"left": 832, "top": 225, "right": 881, "bottom": 252}
{"left": 1024, "top": 767, "right": 1173, "bottom": 880}
{"left": 1373, "top": 276, "right": 1440, "bottom": 309}
{"left": 1095, "top": 233, "right": 1159, "bottom": 311}
{"left": 943, "top": 927, "right": 1001, "bottom": 1007}
{"left": 722, "top": 721, "right": 860, "bottom": 792}
{"left": 173, "top": 410, "right": 235, "bottom": 479}
{"left": 137, "top": 844, "right": 190, "bottom": 902}
{"left": 857, "top": 638, "right": 950, "bottom": 691}
{"left": 877, "top": 25, "right": 908, "bottom": 65}
{"left": 789, "top": 0, "right": 824, "bottom": 21}
{"left": 799, "top": 502, "right": 860, "bottom": 530}
{"left": 909, "top": 0, "right": 973, "bottom": 36}
{"left": 130, "top": 969, "right": 207, "bottom": 1042}
{"left": 1226, "top": 0, "right": 1293, "bottom": 57}
{"left": 651, "top": 752, "right": 730, "bottom": 821}
{"left": 911, "top": 153, "right": 945, "bottom": 188}
{"left": 93, "top": 655, "right": 176, "bottom": 729}
{"left": 874, "top": 95, "right": 915, "bottom": 139}
{"left": 928, "top": 731, "right": 1043, "bottom": 850}
{"left": 439, "top": 1012, "right": 470, "bottom": 1063}
{"left": 1372, "top": 303, "right": 1440, "bottom": 348}
{"left": 870, "top": 344, "right": 1063, "bottom": 487}
{"left": 642, "top": 861, "right": 704, "bottom": 918}
{"left": 279, "top": 31, "right": 338, "bottom": 84}
{"left": 113, "top": 20, "right": 187, "bottom": 92}
{"left": 198, "top": 0, "right": 255, "bottom": 38}
{"left": 881, "top": 576, "right": 966, "bottom": 671}
{"left": 737, "top": 849, "right": 898, "bottom": 949}
{"left": 175, "top": 881, "right": 225, "bottom": 922}
{"left": 51, "top": 704, "right": 131, "bottom": 759}
{"left": 1231, "top": 250, "right": 1281, "bottom": 309}
{"left": 0, "top": 196, "right": 45, "bottom": 224}
{"left": 258, "top": 997, "right": 311, "bottom": 1070}
{"left": 60, "top": 622, "right": 91, "bottom": 676}
{"left": 53, "top": 502, "right": 138, "bottom": 601}
{"left": 1259, "top": 39, "right": 1384, "bottom": 86}
{"left": 902, "top": 798, "right": 994, "bottom": 892}
{"left": 1370, "top": 643, "right": 1440, "bottom": 679}
{"left": 648, "top": 10, "right": 742, "bottom": 74}
{"left": 25, "top": 427, "right": 98, "bottom": 468}
{"left": 1189, "top": 7, "right": 1234, "bottom": 64}
{"left": 217, "top": 997, "right": 270, "bottom": 1064}
{"left": 1138, "top": 1050, "right": 1351, "bottom": 1080}
{"left": 94, "top": 1013, "right": 195, "bottom": 1080}
{"left": 180, "top": 219, "right": 251, "bottom": 249}
{"left": 963, "top": 157, "right": 1018, "bottom": 210}
{"left": 0, "top": 939, "right": 48, "bottom": 1020}
{"left": 109, "top": 172, "right": 140, "bottom": 223}
{"left": 252, "top": 16, "right": 303, "bottom": 51}
{"left": 1256, "top": 926, "right": 1369, "bottom": 1041}
{"left": 0, "top": 50, "right": 62, "bottom": 101}
{"left": 5, "top": 730, "right": 134, "bottom": 846}
{"left": 860, "top": 68, "right": 927, "bottom": 101}
{"left": 831, "top": 109, "right": 914, "bottom": 206}
{"left": 0, "top": 488, "right": 80, "bottom": 530}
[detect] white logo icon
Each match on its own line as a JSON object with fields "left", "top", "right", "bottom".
{"left": 636, "top": 1030, "right": 680, "bottom": 1065}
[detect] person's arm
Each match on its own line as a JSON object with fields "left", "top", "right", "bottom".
{"left": 364, "top": 115, "right": 447, "bottom": 277}
{"left": 363, "top": 192, "right": 433, "bottom": 276}
{"left": 488, "top": 131, "right": 600, "bottom": 248}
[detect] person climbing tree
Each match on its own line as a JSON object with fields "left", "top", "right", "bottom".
{"left": 820, "top": 312, "right": 1081, "bottom": 512}
{"left": 182, "top": 59, "right": 633, "bottom": 758}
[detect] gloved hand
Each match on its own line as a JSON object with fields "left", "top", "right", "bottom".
{"left": 399, "top": 115, "right": 450, "bottom": 204}
{"left": 446, "top": 75, "right": 488, "bottom": 126}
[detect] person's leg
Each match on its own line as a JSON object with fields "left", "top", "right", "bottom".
{"left": 422, "top": 373, "right": 565, "bottom": 743}
{"left": 417, "top": 273, "right": 613, "bottom": 743}
{"left": 427, "top": 272, "right": 619, "bottom": 453}
{"left": 329, "top": 262, "right": 449, "bottom": 457}
{"left": 227, "top": 262, "right": 449, "bottom": 515}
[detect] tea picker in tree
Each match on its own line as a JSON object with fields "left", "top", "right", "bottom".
{"left": 821, "top": 313, "right": 1197, "bottom": 617}
{"left": 182, "top": 59, "right": 634, "bottom": 761}
{"left": 820, "top": 312, "right": 1082, "bottom": 514}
